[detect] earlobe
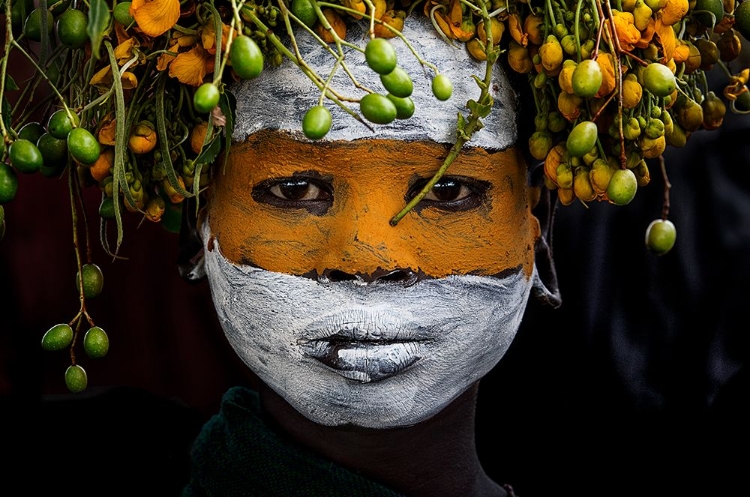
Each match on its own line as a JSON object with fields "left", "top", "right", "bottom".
{"left": 177, "top": 197, "right": 207, "bottom": 283}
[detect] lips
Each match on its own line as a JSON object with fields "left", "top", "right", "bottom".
{"left": 300, "top": 335, "right": 424, "bottom": 382}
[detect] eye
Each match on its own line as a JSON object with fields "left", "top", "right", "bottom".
{"left": 268, "top": 179, "right": 330, "bottom": 201}
{"left": 252, "top": 177, "right": 333, "bottom": 215}
{"left": 407, "top": 176, "right": 488, "bottom": 212}
{"left": 422, "top": 178, "right": 473, "bottom": 202}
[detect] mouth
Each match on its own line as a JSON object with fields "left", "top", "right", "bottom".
{"left": 299, "top": 333, "right": 424, "bottom": 383}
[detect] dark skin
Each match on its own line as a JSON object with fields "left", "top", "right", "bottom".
{"left": 257, "top": 379, "right": 509, "bottom": 497}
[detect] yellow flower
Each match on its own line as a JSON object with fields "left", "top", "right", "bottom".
{"left": 130, "top": 0, "right": 180, "bottom": 38}
{"left": 609, "top": 11, "right": 641, "bottom": 52}
{"left": 654, "top": 18, "right": 676, "bottom": 62}
{"left": 89, "top": 66, "right": 138, "bottom": 90}
{"left": 724, "top": 69, "right": 750, "bottom": 100}
{"left": 114, "top": 37, "right": 140, "bottom": 64}
{"left": 169, "top": 44, "right": 215, "bottom": 86}
{"left": 658, "top": 0, "right": 689, "bottom": 26}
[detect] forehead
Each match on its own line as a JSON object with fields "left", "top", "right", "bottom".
{"left": 230, "top": 15, "right": 519, "bottom": 150}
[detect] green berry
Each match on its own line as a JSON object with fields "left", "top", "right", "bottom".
{"left": 302, "top": 105, "right": 332, "bottom": 140}
{"left": 76, "top": 263, "right": 104, "bottom": 299}
{"left": 606, "top": 168, "right": 638, "bottom": 206}
{"left": 41, "top": 323, "right": 74, "bottom": 351}
{"left": 431, "top": 74, "right": 453, "bottom": 101}
{"left": 65, "top": 365, "right": 88, "bottom": 393}
{"left": 645, "top": 219, "right": 677, "bottom": 255}
{"left": 365, "top": 38, "right": 397, "bottom": 75}
{"left": 84, "top": 326, "right": 110, "bottom": 359}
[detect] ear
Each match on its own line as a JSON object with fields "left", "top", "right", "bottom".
{"left": 529, "top": 162, "right": 562, "bottom": 308}
{"left": 177, "top": 197, "right": 207, "bottom": 283}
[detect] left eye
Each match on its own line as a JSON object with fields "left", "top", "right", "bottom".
{"left": 268, "top": 179, "right": 331, "bottom": 201}
{"left": 407, "top": 176, "right": 487, "bottom": 211}
{"left": 422, "top": 179, "right": 473, "bottom": 202}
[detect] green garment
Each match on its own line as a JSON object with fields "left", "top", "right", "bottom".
{"left": 183, "top": 386, "right": 404, "bottom": 497}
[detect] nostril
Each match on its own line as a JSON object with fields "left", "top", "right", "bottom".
{"left": 317, "top": 268, "right": 419, "bottom": 286}
{"left": 376, "top": 269, "right": 418, "bottom": 286}
{"left": 321, "top": 269, "right": 359, "bottom": 282}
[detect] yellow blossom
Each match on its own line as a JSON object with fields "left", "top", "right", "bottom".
{"left": 610, "top": 11, "right": 641, "bottom": 51}
{"left": 169, "top": 44, "right": 215, "bottom": 86}
{"left": 157, "top": 41, "right": 180, "bottom": 71}
{"left": 89, "top": 66, "right": 138, "bottom": 90}
{"left": 130, "top": 0, "right": 180, "bottom": 38}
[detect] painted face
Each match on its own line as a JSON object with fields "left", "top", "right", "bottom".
{"left": 202, "top": 130, "right": 541, "bottom": 428}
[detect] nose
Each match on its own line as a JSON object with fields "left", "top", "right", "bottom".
{"left": 318, "top": 268, "right": 420, "bottom": 286}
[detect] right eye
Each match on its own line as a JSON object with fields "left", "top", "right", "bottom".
{"left": 252, "top": 177, "right": 334, "bottom": 215}
{"left": 268, "top": 179, "right": 331, "bottom": 201}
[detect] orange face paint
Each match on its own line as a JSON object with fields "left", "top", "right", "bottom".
{"left": 206, "top": 130, "right": 540, "bottom": 280}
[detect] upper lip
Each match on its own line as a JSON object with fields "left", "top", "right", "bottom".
{"left": 298, "top": 306, "right": 433, "bottom": 344}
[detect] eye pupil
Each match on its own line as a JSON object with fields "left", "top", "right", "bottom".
{"left": 431, "top": 180, "right": 462, "bottom": 201}
{"left": 279, "top": 180, "right": 312, "bottom": 200}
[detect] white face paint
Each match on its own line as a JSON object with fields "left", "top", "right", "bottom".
{"left": 202, "top": 221, "right": 534, "bottom": 428}
{"left": 231, "top": 14, "right": 519, "bottom": 150}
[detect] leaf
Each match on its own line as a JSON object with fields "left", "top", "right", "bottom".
{"left": 218, "top": 90, "right": 236, "bottom": 172}
{"left": 4, "top": 74, "right": 18, "bottom": 91}
{"left": 88, "top": 0, "right": 111, "bottom": 60}
{"left": 194, "top": 126, "right": 221, "bottom": 167}
{"left": 467, "top": 99, "right": 492, "bottom": 119}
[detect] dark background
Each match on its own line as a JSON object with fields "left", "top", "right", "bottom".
{"left": 2, "top": 84, "right": 750, "bottom": 497}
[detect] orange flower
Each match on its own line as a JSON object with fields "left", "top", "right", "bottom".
{"left": 658, "top": 0, "right": 689, "bottom": 26}
{"left": 89, "top": 66, "right": 139, "bottom": 90}
{"left": 595, "top": 52, "right": 618, "bottom": 98}
{"left": 169, "top": 44, "right": 215, "bottom": 86}
{"left": 724, "top": 68, "right": 750, "bottom": 100}
{"left": 609, "top": 11, "right": 641, "bottom": 51}
{"left": 636, "top": 18, "right": 656, "bottom": 48}
{"left": 130, "top": 0, "right": 180, "bottom": 38}
{"left": 202, "top": 21, "right": 236, "bottom": 54}
{"left": 157, "top": 41, "right": 180, "bottom": 71}
{"left": 98, "top": 114, "right": 117, "bottom": 146}
{"left": 509, "top": 13, "right": 527, "bottom": 47}
{"left": 654, "top": 18, "right": 676, "bottom": 62}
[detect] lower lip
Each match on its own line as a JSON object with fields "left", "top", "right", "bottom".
{"left": 300, "top": 340, "right": 423, "bottom": 382}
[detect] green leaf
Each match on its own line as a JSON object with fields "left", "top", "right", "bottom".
{"left": 88, "top": 0, "right": 111, "bottom": 60}
{"left": 4, "top": 74, "right": 19, "bottom": 91}
{"left": 467, "top": 99, "right": 492, "bottom": 119}
{"left": 219, "top": 90, "right": 236, "bottom": 170}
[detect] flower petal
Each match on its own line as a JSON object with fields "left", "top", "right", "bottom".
{"left": 168, "top": 45, "right": 214, "bottom": 86}
{"left": 130, "top": 0, "right": 180, "bottom": 38}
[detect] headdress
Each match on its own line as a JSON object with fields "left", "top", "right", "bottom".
{"left": 2, "top": 0, "right": 749, "bottom": 392}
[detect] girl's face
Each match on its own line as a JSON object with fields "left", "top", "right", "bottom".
{"left": 201, "top": 130, "right": 541, "bottom": 428}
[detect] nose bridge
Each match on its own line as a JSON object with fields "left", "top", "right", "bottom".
{"left": 326, "top": 187, "right": 417, "bottom": 275}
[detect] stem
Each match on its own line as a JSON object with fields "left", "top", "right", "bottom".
{"left": 659, "top": 155, "right": 670, "bottom": 220}
{"left": 10, "top": 40, "right": 75, "bottom": 123}
{"left": 390, "top": 2, "right": 498, "bottom": 225}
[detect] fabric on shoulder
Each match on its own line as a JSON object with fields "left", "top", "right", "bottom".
{"left": 183, "top": 386, "right": 404, "bottom": 497}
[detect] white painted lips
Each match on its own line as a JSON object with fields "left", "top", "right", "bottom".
{"left": 300, "top": 339, "right": 423, "bottom": 382}
{"left": 299, "top": 306, "right": 434, "bottom": 382}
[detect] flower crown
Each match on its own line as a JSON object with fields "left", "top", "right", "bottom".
{"left": 1, "top": 0, "right": 749, "bottom": 392}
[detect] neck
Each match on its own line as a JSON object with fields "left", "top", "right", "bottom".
{"left": 258, "top": 381, "right": 506, "bottom": 497}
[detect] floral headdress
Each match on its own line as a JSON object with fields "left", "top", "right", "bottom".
{"left": 1, "top": 0, "right": 749, "bottom": 392}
